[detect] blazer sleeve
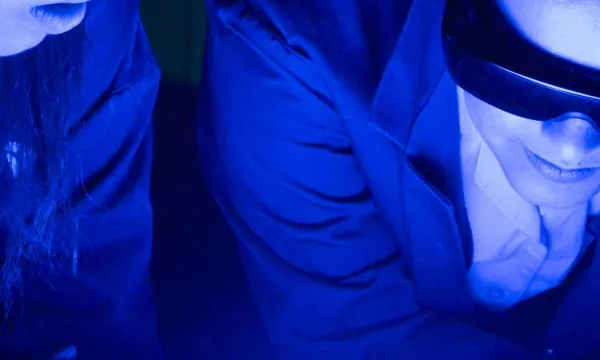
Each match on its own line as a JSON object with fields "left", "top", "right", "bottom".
{"left": 0, "top": 20, "right": 162, "bottom": 360}
{"left": 198, "top": 3, "right": 533, "bottom": 360}
{"left": 61, "top": 21, "right": 161, "bottom": 359}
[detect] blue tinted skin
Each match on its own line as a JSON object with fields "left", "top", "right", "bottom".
{"left": 466, "top": 0, "right": 600, "bottom": 209}
{"left": 0, "top": 0, "right": 89, "bottom": 57}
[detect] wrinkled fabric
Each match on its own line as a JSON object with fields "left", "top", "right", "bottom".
{"left": 0, "top": 1, "right": 162, "bottom": 359}
{"left": 199, "top": 0, "right": 600, "bottom": 359}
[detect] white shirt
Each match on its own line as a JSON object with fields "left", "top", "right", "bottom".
{"left": 457, "top": 87, "right": 600, "bottom": 309}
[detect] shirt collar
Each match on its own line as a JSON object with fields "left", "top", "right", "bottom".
{"left": 458, "top": 87, "right": 542, "bottom": 241}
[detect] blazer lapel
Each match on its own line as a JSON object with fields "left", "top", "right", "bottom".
{"left": 405, "top": 71, "right": 474, "bottom": 268}
{"left": 540, "top": 219, "right": 600, "bottom": 358}
{"left": 400, "top": 71, "right": 473, "bottom": 313}
{"left": 370, "top": 0, "right": 447, "bottom": 151}
{"left": 368, "top": 0, "right": 473, "bottom": 313}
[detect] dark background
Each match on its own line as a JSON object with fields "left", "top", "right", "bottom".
{"left": 141, "top": 0, "right": 205, "bottom": 84}
{"left": 139, "top": 2, "right": 271, "bottom": 359}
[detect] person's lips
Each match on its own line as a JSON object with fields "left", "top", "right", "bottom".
{"left": 30, "top": 2, "right": 88, "bottom": 35}
{"left": 524, "top": 147, "right": 599, "bottom": 184}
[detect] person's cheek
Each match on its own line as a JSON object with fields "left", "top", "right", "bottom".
{"left": 478, "top": 114, "right": 517, "bottom": 149}
{"left": 499, "top": 114, "right": 541, "bottom": 147}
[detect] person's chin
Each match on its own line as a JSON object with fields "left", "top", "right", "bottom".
{"left": 0, "top": 33, "right": 47, "bottom": 57}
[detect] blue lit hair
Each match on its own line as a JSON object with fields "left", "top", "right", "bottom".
{"left": 0, "top": 25, "right": 87, "bottom": 310}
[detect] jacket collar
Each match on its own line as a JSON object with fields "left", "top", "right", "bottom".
{"left": 367, "top": 0, "right": 474, "bottom": 264}
{"left": 365, "top": 0, "right": 477, "bottom": 313}
{"left": 369, "top": 0, "right": 447, "bottom": 151}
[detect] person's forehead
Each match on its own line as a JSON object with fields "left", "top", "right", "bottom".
{"left": 498, "top": 0, "right": 600, "bottom": 70}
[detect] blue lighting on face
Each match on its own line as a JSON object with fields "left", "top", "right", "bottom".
{"left": 498, "top": 0, "right": 600, "bottom": 70}
{"left": 0, "top": 0, "right": 90, "bottom": 57}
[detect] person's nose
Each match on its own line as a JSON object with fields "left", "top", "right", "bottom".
{"left": 542, "top": 116, "right": 600, "bottom": 152}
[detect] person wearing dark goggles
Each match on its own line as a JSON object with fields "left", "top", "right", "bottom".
{"left": 445, "top": 0, "right": 600, "bottom": 209}
{"left": 199, "top": 0, "right": 600, "bottom": 358}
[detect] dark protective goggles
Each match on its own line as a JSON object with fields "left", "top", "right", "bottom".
{"left": 442, "top": 0, "right": 600, "bottom": 126}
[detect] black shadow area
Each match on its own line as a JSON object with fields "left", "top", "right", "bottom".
{"left": 150, "top": 79, "right": 273, "bottom": 359}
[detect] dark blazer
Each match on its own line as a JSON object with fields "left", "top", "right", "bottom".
{"left": 0, "top": 1, "right": 162, "bottom": 359}
{"left": 198, "top": 0, "right": 600, "bottom": 359}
